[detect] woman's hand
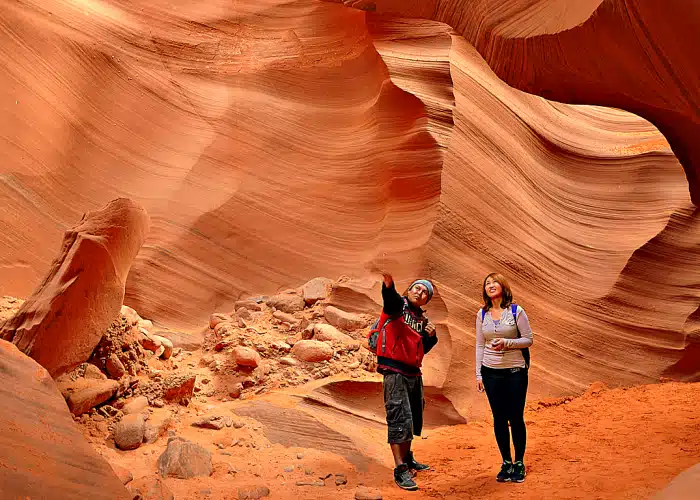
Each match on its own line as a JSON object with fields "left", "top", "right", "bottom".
{"left": 491, "top": 338, "right": 506, "bottom": 351}
{"left": 476, "top": 380, "right": 484, "bottom": 393}
{"left": 425, "top": 320, "right": 436, "bottom": 336}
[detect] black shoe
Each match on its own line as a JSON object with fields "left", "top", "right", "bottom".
{"left": 394, "top": 463, "right": 419, "bottom": 491}
{"left": 511, "top": 461, "right": 526, "bottom": 483}
{"left": 496, "top": 461, "right": 513, "bottom": 482}
{"left": 405, "top": 451, "right": 430, "bottom": 472}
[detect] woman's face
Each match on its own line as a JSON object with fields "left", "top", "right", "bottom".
{"left": 484, "top": 277, "right": 503, "bottom": 300}
{"left": 407, "top": 284, "right": 430, "bottom": 307}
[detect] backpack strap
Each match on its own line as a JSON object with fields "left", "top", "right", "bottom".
{"left": 379, "top": 316, "right": 396, "bottom": 355}
{"left": 512, "top": 303, "right": 518, "bottom": 334}
{"left": 481, "top": 308, "right": 486, "bottom": 321}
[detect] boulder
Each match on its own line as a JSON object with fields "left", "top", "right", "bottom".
{"left": 106, "top": 354, "right": 126, "bottom": 379}
{"left": 66, "top": 379, "right": 120, "bottom": 416}
{"left": 210, "top": 313, "right": 232, "bottom": 329}
{"left": 234, "top": 300, "right": 263, "bottom": 312}
{"left": 122, "top": 396, "right": 149, "bottom": 415}
{"left": 152, "top": 335, "right": 173, "bottom": 359}
{"left": 272, "top": 310, "right": 300, "bottom": 325}
{"left": 0, "top": 199, "right": 149, "bottom": 377}
{"left": 302, "top": 277, "right": 333, "bottom": 305}
{"left": 265, "top": 294, "right": 305, "bottom": 314}
{"left": 313, "top": 323, "right": 354, "bottom": 344}
{"left": 233, "top": 347, "right": 261, "bottom": 368}
{"left": 114, "top": 413, "right": 146, "bottom": 450}
{"left": 158, "top": 437, "right": 212, "bottom": 479}
{"left": 291, "top": 340, "right": 333, "bottom": 363}
{"left": 162, "top": 373, "right": 196, "bottom": 403}
{"left": 0, "top": 340, "right": 130, "bottom": 499}
{"left": 143, "top": 409, "right": 173, "bottom": 444}
{"left": 120, "top": 305, "right": 142, "bottom": 326}
{"left": 192, "top": 415, "right": 233, "bottom": 430}
{"left": 84, "top": 363, "right": 107, "bottom": 380}
{"left": 139, "top": 329, "right": 162, "bottom": 352}
{"left": 228, "top": 383, "right": 244, "bottom": 399}
{"left": 324, "top": 306, "right": 370, "bottom": 331}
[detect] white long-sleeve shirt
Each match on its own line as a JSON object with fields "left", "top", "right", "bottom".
{"left": 475, "top": 305, "right": 533, "bottom": 381}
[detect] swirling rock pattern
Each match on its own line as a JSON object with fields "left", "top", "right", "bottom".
{"left": 1, "top": 0, "right": 699, "bottom": 414}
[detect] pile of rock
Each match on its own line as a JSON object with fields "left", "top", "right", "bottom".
{"left": 196, "top": 277, "right": 378, "bottom": 398}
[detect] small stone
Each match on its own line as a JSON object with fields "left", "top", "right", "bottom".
{"left": 106, "top": 354, "right": 126, "bottom": 379}
{"left": 335, "top": 474, "right": 348, "bottom": 486}
{"left": 236, "top": 307, "right": 253, "bottom": 321}
{"left": 296, "top": 480, "right": 325, "bottom": 487}
{"left": 229, "top": 383, "right": 244, "bottom": 399}
{"left": 297, "top": 453, "right": 304, "bottom": 459}
{"left": 236, "top": 486, "right": 271, "bottom": 499}
{"left": 355, "top": 486, "right": 382, "bottom": 500}
{"left": 158, "top": 437, "right": 213, "bottom": 478}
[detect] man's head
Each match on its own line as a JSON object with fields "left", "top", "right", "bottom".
{"left": 406, "top": 279, "right": 434, "bottom": 307}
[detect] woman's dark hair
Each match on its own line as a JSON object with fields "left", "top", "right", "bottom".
{"left": 482, "top": 273, "right": 513, "bottom": 311}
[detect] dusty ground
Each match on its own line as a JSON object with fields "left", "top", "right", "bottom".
{"left": 89, "top": 379, "right": 699, "bottom": 500}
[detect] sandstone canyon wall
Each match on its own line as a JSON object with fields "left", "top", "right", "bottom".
{"left": 1, "top": 0, "right": 698, "bottom": 415}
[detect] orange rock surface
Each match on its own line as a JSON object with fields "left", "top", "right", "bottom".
{"left": 0, "top": 198, "right": 149, "bottom": 376}
{"left": 0, "top": 340, "right": 130, "bottom": 499}
{"left": 1, "top": 0, "right": 698, "bottom": 419}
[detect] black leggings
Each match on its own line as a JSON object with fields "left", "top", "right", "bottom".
{"left": 481, "top": 365, "right": 528, "bottom": 462}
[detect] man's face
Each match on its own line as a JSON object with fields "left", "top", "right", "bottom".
{"left": 408, "top": 283, "right": 430, "bottom": 307}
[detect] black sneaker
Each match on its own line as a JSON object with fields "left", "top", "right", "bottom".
{"left": 496, "top": 461, "right": 513, "bottom": 482}
{"left": 405, "top": 451, "right": 430, "bottom": 472}
{"left": 511, "top": 461, "right": 526, "bottom": 483}
{"left": 394, "top": 463, "right": 419, "bottom": 490}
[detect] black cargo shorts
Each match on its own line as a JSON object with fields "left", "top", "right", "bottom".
{"left": 383, "top": 372, "right": 424, "bottom": 444}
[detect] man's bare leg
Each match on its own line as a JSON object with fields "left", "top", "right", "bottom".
{"left": 390, "top": 442, "right": 412, "bottom": 467}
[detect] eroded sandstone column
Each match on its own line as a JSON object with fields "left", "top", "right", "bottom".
{"left": 0, "top": 198, "right": 149, "bottom": 377}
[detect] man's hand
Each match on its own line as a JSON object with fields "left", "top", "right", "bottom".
{"left": 425, "top": 320, "right": 436, "bottom": 337}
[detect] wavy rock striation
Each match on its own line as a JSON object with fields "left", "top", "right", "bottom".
{"left": 1, "top": 0, "right": 699, "bottom": 415}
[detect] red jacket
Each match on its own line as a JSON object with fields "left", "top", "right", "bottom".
{"left": 376, "top": 284, "right": 438, "bottom": 376}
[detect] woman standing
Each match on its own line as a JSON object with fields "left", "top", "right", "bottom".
{"left": 476, "top": 272, "right": 533, "bottom": 483}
